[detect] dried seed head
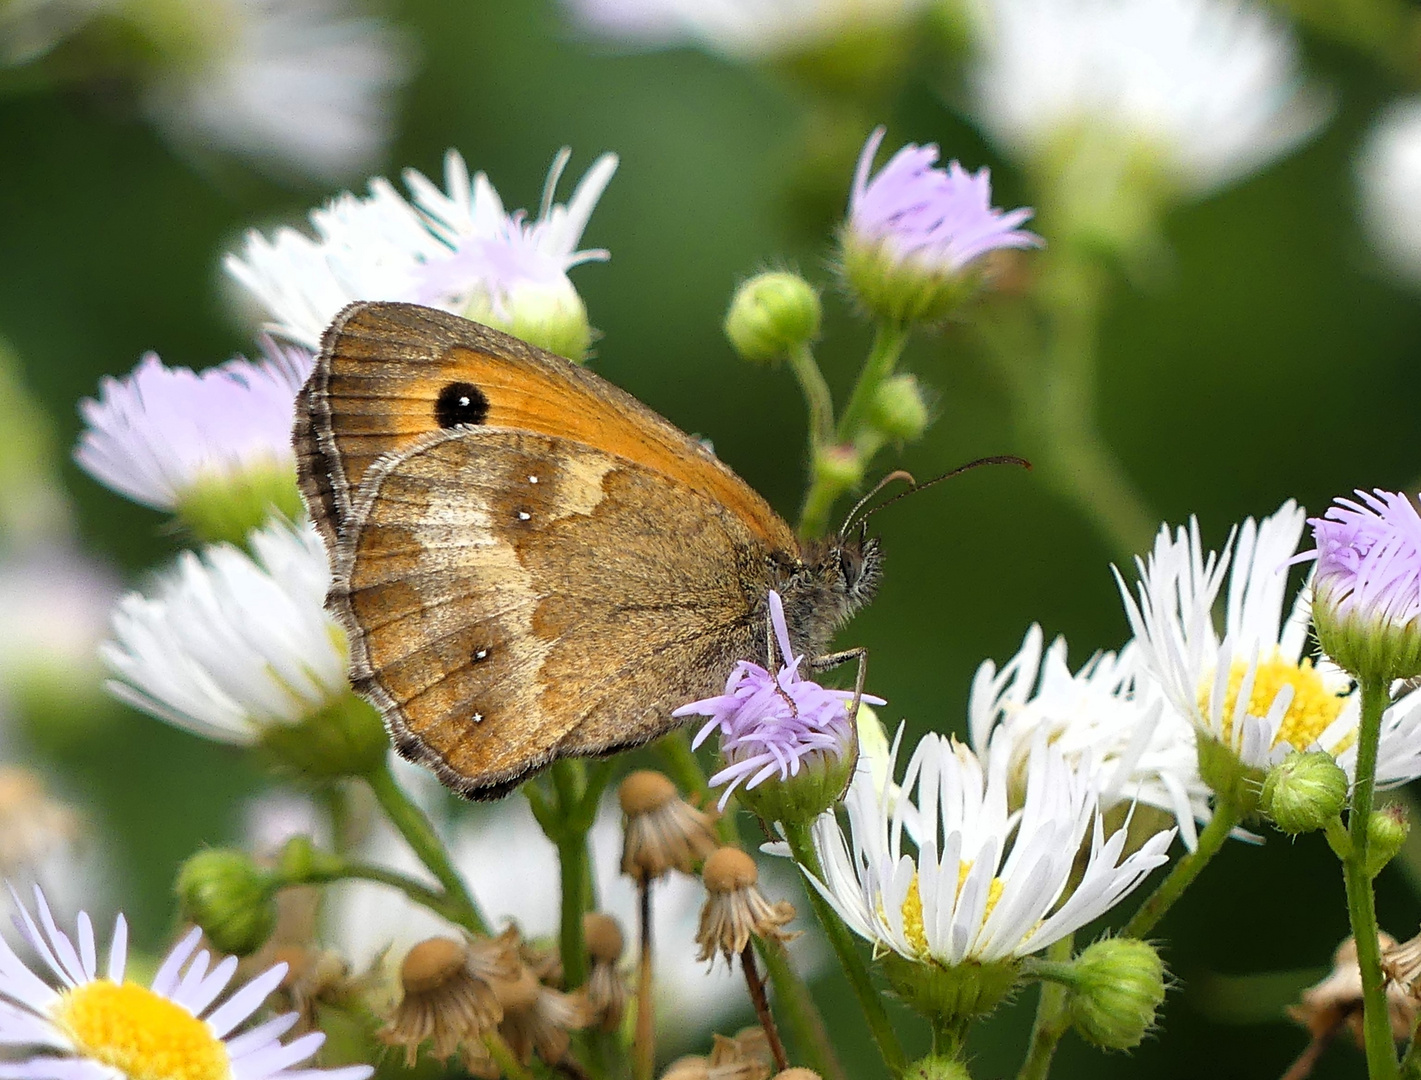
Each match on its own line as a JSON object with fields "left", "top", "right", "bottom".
{"left": 584, "top": 912, "right": 624, "bottom": 962}
{"left": 660, "top": 1032, "right": 773, "bottom": 1080}
{"left": 1290, "top": 934, "right": 1419, "bottom": 1046}
{"left": 267, "top": 944, "right": 353, "bottom": 1032}
{"left": 500, "top": 982, "right": 591, "bottom": 1067}
{"left": 379, "top": 931, "right": 517, "bottom": 1065}
{"left": 773, "top": 1071, "right": 822, "bottom": 1080}
{"left": 0, "top": 767, "right": 79, "bottom": 875}
{"left": 620, "top": 771, "right": 719, "bottom": 882}
{"left": 696, "top": 847, "right": 798, "bottom": 964}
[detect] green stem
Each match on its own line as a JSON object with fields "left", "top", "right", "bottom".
{"left": 1343, "top": 676, "right": 1401, "bottom": 1080}
{"left": 1401, "top": 1014, "right": 1421, "bottom": 1080}
{"left": 1015, "top": 935, "right": 1075, "bottom": 1080}
{"left": 758, "top": 938, "right": 849, "bottom": 1080}
{"left": 788, "top": 342, "right": 836, "bottom": 451}
{"left": 363, "top": 759, "right": 488, "bottom": 935}
{"left": 483, "top": 1032, "right": 537, "bottom": 1080}
{"left": 798, "top": 321, "right": 910, "bottom": 540}
{"left": 836, "top": 321, "right": 908, "bottom": 444}
{"left": 931, "top": 1016, "right": 970, "bottom": 1062}
{"left": 783, "top": 821, "right": 907, "bottom": 1078}
{"left": 1123, "top": 800, "right": 1239, "bottom": 939}
{"left": 279, "top": 857, "right": 464, "bottom": 924}
{"left": 551, "top": 761, "right": 591, "bottom": 988}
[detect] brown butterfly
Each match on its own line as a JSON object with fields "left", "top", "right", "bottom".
{"left": 295, "top": 301, "right": 880, "bottom": 799}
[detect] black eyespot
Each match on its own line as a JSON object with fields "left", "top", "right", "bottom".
{"left": 435, "top": 382, "right": 489, "bottom": 428}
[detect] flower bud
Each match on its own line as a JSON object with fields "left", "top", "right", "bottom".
{"left": 176, "top": 848, "right": 277, "bottom": 956}
{"left": 1063, "top": 938, "right": 1166, "bottom": 1050}
{"left": 1366, "top": 803, "right": 1410, "bottom": 878}
{"left": 724, "top": 272, "right": 822, "bottom": 363}
{"left": 868, "top": 373, "right": 930, "bottom": 443}
{"left": 811, "top": 445, "right": 864, "bottom": 495}
{"left": 257, "top": 693, "right": 390, "bottom": 780}
{"left": 465, "top": 279, "right": 593, "bottom": 363}
{"left": 904, "top": 1057, "right": 971, "bottom": 1080}
{"left": 1261, "top": 751, "right": 1348, "bottom": 834}
{"left": 733, "top": 742, "right": 857, "bottom": 826}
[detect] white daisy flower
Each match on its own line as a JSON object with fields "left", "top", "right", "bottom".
{"left": 562, "top": 0, "right": 934, "bottom": 62}
{"left": 1117, "top": 501, "right": 1421, "bottom": 787}
{"left": 0, "top": 884, "right": 371, "bottom": 1080}
{"left": 142, "top": 0, "right": 409, "bottom": 183}
{"left": 100, "top": 519, "right": 346, "bottom": 745}
{"left": 969, "top": 625, "right": 1209, "bottom": 848}
{"left": 73, "top": 340, "right": 310, "bottom": 517}
{"left": 1357, "top": 99, "right": 1421, "bottom": 285}
{"left": 967, "top": 0, "right": 1328, "bottom": 198}
{"left": 808, "top": 731, "right": 1173, "bottom": 966}
{"left": 224, "top": 148, "right": 618, "bottom": 359}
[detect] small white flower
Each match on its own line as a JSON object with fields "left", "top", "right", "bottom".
{"left": 969, "top": 625, "right": 1210, "bottom": 848}
{"left": 225, "top": 148, "right": 618, "bottom": 354}
{"left": 1357, "top": 99, "right": 1421, "bottom": 285}
{"left": 1118, "top": 501, "right": 1421, "bottom": 787}
{"left": 100, "top": 519, "right": 346, "bottom": 744}
{"left": 808, "top": 732, "right": 1172, "bottom": 965}
{"left": 74, "top": 340, "right": 311, "bottom": 513}
{"left": 143, "top": 0, "right": 410, "bottom": 183}
{"left": 968, "top": 0, "right": 1328, "bottom": 197}
{"left": 0, "top": 884, "right": 371, "bottom": 1080}
{"left": 562, "top": 0, "right": 933, "bottom": 61}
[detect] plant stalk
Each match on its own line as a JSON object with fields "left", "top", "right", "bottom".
{"left": 1123, "top": 798, "right": 1239, "bottom": 939}
{"left": 1015, "top": 934, "right": 1075, "bottom": 1080}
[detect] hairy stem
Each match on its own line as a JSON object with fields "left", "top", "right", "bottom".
{"left": 783, "top": 821, "right": 907, "bottom": 1077}
{"left": 1343, "top": 676, "right": 1401, "bottom": 1080}
{"left": 363, "top": 758, "right": 487, "bottom": 935}
{"left": 758, "top": 937, "right": 849, "bottom": 1080}
{"left": 1123, "top": 799, "right": 1239, "bottom": 939}
{"left": 1015, "top": 935, "right": 1075, "bottom": 1080}
{"left": 742, "top": 943, "right": 790, "bottom": 1071}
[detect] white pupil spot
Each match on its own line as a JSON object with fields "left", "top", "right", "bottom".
{"left": 475, "top": 649, "right": 488, "bottom": 660}
{"left": 458, "top": 396, "right": 471, "bottom": 407}
{"left": 528, "top": 475, "right": 539, "bottom": 484}
{"left": 473, "top": 712, "right": 484, "bottom": 723}
{"left": 517, "top": 511, "right": 531, "bottom": 521}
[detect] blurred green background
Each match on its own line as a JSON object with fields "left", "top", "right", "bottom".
{"left": 3, "top": 1, "right": 1421, "bottom": 1077}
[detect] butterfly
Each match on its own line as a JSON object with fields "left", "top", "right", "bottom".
{"left": 295, "top": 301, "right": 880, "bottom": 799}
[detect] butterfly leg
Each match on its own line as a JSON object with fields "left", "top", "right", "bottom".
{"left": 808, "top": 647, "right": 868, "bottom": 725}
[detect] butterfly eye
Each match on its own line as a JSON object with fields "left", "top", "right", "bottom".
{"left": 435, "top": 381, "right": 490, "bottom": 428}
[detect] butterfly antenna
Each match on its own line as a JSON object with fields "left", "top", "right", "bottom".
{"left": 856, "top": 455, "right": 1031, "bottom": 529}
{"left": 839, "top": 470, "right": 917, "bottom": 537}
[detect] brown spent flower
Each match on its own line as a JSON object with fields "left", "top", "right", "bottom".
{"left": 1384, "top": 928, "right": 1421, "bottom": 996}
{"left": 379, "top": 929, "right": 519, "bottom": 1065}
{"left": 1289, "top": 934, "right": 1419, "bottom": 1046}
{"left": 659, "top": 1033, "right": 774, "bottom": 1080}
{"left": 696, "top": 847, "right": 798, "bottom": 964}
{"left": 584, "top": 911, "right": 629, "bottom": 1032}
{"left": 772, "top": 1071, "right": 822, "bottom": 1080}
{"left": 0, "top": 767, "right": 80, "bottom": 875}
{"left": 497, "top": 978, "right": 590, "bottom": 1068}
{"left": 267, "top": 944, "right": 356, "bottom": 1033}
{"left": 620, "top": 770, "right": 719, "bottom": 882}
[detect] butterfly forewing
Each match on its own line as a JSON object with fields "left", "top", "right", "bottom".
{"left": 330, "top": 428, "right": 773, "bottom": 798}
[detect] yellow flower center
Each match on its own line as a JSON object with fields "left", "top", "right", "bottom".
{"left": 898, "top": 864, "right": 1006, "bottom": 958}
{"left": 1206, "top": 652, "right": 1350, "bottom": 752}
{"left": 52, "top": 980, "right": 230, "bottom": 1080}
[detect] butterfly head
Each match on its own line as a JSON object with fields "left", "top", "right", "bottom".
{"left": 781, "top": 529, "right": 882, "bottom": 658}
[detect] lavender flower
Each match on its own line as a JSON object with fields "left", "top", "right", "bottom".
{"left": 1302, "top": 490, "right": 1421, "bottom": 682}
{"left": 675, "top": 591, "right": 884, "bottom": 819}
{"left": 840, "top": 127, "right": 1040, "bottom": 323}
{"left": 75, "top": 338, "right": 310, "bottom": 541}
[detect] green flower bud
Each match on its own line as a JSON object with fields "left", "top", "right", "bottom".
{"left": 868, "top": 373, "right": 930, "bottom": 443}
{"left": 1195, "top": 734, "right": 1265, "bottom": 814}
{"left": 882, "top": 954, "right": 1020, "bottom": 1025}
{"left": 173, "top": 462, "right": 304, "bottom": 546}
{"left": 1065, "top": 938, "right": 1166, "bottom": 1051}
{"left": 724, "top": 272, "right": 821, "bottom": 363}
{"left": 1366, "top": 803, "right": 1410, "bottom": 878}
{"left": 812, "top": 445, "right": 865, "bottom": 495}
{"left": 176, "top": 849, "right": 277, "bottom": 957}
{"left": 904, "top": 1055, "right": 972, "bottom": 1080}
{"left": 1261, "top": 750, "right": 1348, "bottom": 834}
{"left": 258, "top": 693, "right": 389, "bottom": 780}
{"left": 465, "top": 282, "right": 593, "bottom": 363}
